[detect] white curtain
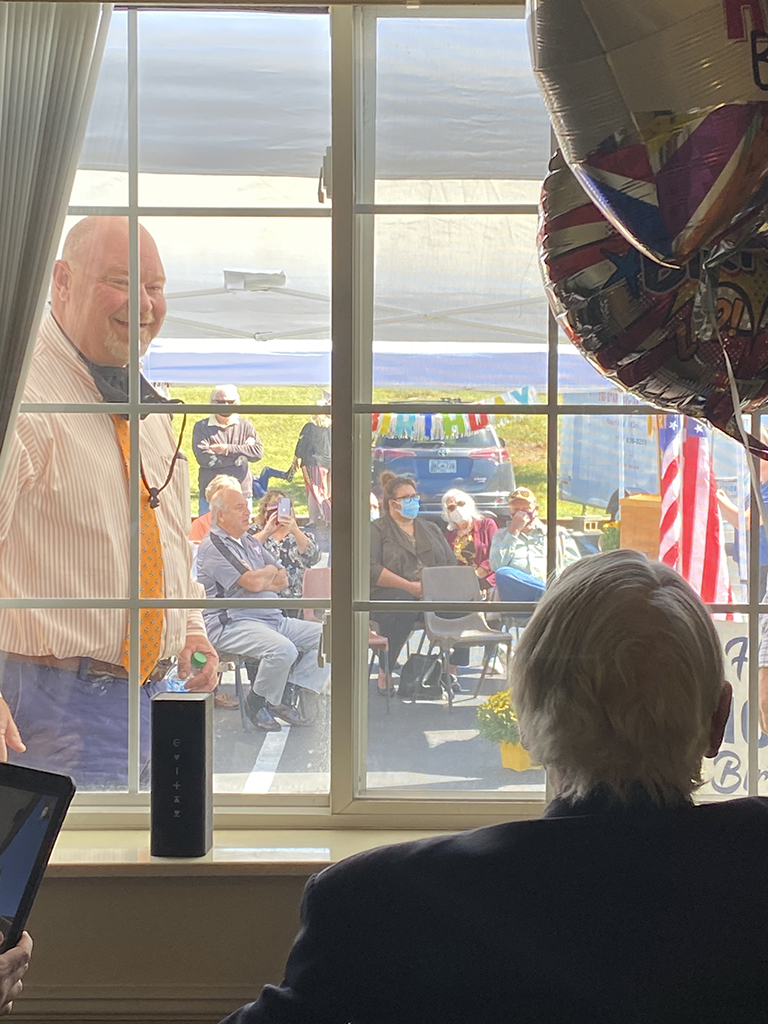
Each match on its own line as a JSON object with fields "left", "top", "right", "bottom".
{"left": 0, "top": 2, "right": 111, "bottom": 474}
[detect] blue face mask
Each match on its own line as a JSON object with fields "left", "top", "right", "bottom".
{"left": 370, "top": 509, "right": 379, "bottom": 521}
{"left": 397, "top": 496, "right": 419, "bottom": 519}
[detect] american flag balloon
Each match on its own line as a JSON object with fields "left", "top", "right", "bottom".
{"left": 528, "top": 0, "right": 768, "bottom": 268}
{"left": 539, "top": 150, "right": 768, "bottom": 449}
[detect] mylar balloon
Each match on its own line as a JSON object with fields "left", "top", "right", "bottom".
{"left": 539, "top": 151, "right": 768, "bottom": 445}
{"left": 528, "top": 0, "right": 768, "bottom": 268}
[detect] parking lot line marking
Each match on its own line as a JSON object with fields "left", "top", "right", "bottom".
{"left": 423, "top": 729, "right": 480, "bottom": 749}
{"left": 242, "top": 728, "right": 290, "bottom": 794}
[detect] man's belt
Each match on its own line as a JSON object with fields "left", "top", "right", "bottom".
{"left": 3, "top": 653, "right": 171, "bottom": 684}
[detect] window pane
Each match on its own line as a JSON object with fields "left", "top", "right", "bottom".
{"left": 70, "top": 11, "right": 128, "bottom": 207}
{"left": 361, "top": 613, "right": 545, "bottom": 796}
{"left": 760, "top": 611, "right": 768, "bottom": 794}
{"left": 365, "top": 411, "right": 547, "bottom": 795}
{"left": 180, "top": 412, "right": 329, "bottom": 525}
{"left": 137, "top": 10, "right": 330, "bottom": 208}
{"left": 559, "top": 415, "right": 747, "bottom": 603}
{"left": 373, "top": 16, "right": 549, "bottom": 204}
{"left": 140, "top": 216, "right": 329, "bottom": 358}
{"left": 370, "top": 213, "right": 547, "bottom": 402}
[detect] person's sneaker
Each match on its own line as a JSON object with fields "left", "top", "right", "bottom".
{"left": 245, "top": 692, "right": 281, "bottom": 731}
{"left": 266, "top": 702, "right": 308, "bottom": 727}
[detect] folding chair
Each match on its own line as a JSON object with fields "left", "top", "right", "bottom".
{"left": 421, "top": 566, "right": 514, "bottom": 706}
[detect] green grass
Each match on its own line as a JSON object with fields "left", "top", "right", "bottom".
{"left": 172, "top": 385, "right": 600, "bottom": 519}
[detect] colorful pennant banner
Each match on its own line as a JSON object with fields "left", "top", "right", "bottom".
{"left": 372, "top": 387, "right": 537, "bottom": 438}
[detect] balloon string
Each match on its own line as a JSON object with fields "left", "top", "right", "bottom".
{"left": 721, "top": 347, "right": 768, "bottom": 570}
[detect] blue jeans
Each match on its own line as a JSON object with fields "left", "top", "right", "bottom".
{"left": 1, "top": 658, "right": 163, "bottom": 791}
{"left": 494, "top": 566, "right": 546, "bottom": 603}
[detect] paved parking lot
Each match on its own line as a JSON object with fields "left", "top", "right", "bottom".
{"left": 210, "top": 650, "right": 545, "bottom": 797}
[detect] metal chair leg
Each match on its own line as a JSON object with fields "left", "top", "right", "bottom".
{"left": 442, "top": 649, "right": 453, "bottom": 709}
{"left": 474, "top": 646, "right": 493, "bottom": 698}
{"left": 233, "top": 660, "right": 251, "bottom": 731}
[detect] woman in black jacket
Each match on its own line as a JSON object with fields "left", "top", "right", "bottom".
{"left": 370, "top": 471, "right": 456, "bottom": 695}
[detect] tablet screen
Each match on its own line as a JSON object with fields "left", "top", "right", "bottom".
{"left": 0, "top": 767, "right": 75, "bottom": 952}
{"left": 0, "top": 792, "right": 58, "bottom": 938}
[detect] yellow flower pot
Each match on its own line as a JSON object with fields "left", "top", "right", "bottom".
{"left": 499, "top": 741, "right": 538, "bottom": 771}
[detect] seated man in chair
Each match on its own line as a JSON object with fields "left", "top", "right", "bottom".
{"left": 197, "top": 488, "right": 329, "bottom": 732}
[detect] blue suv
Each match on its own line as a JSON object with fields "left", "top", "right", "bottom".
{"left": 372, "top": 426, "right": 515, "bottom": 519}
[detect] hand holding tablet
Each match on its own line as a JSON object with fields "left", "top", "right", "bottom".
{"left": 0, "top": 762, "right": 74, "bottom": 1000}
{"left": 0, "top": 932, "right": 32, "bottom": 1015}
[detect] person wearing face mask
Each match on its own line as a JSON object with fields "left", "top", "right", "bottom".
{"left": 441, "top": 488, "right": 498, "bottom": 594}
{"left": 370, "top": 472, "right": 456, "bottom": 695}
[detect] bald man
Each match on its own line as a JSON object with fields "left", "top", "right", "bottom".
{"left": 0, "top": 216, "right": 217, "bottom": 790}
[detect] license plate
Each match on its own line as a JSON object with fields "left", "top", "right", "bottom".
{"left": 429, "top": 459, "right": 457, "bottom": 474}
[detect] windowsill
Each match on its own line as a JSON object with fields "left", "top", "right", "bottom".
{"left": 47, "top": 828, "right": 455, "bottom": 877}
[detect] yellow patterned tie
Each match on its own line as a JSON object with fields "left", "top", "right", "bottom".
{"left": 112, "top": 415, "right": 165, "bottom": 683}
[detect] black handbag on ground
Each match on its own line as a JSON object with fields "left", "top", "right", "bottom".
{"left": 398, "top": 653, "right": 443, "bottom": 700}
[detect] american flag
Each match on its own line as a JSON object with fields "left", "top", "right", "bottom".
{"left": 658, "top": 415, "right": 733, "bottom": 605}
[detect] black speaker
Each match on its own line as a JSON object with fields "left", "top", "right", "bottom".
{"left": 150, "top": 693, "right": 213, "bottom": 857}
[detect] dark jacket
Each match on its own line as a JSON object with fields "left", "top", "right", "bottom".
{"left": 220, "top": 793, "right": 768, "bottom": 1024}
{"left": 370, "top": 515, "right": 456, "bottom": 594}
{"left": 192, "top": 416, "right": 263, "bottom": 498}
{"left": 294, "top": 422, "right": 331, "bottom": 470}
{"left": 445, "top": 515, "right": 499, "bottom": 587}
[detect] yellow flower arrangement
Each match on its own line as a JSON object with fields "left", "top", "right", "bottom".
{"left": 475, "top": 689, "right": 521, "bottom": 746}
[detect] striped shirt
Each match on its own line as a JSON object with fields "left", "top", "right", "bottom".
{"left": 0, "top": 312, "right": 205, "bottom": 662}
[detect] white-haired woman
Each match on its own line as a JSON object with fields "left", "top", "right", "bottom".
{"left": 441, "top": 488, "right": 499, "bottom": 593}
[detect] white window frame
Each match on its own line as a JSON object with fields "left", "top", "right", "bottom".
{"left": 13, "top": 2, "right": 763, "bottom": 830}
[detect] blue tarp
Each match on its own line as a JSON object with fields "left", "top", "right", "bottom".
{"left": 143, "top": 339, "right": 611, "bottom": 391}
